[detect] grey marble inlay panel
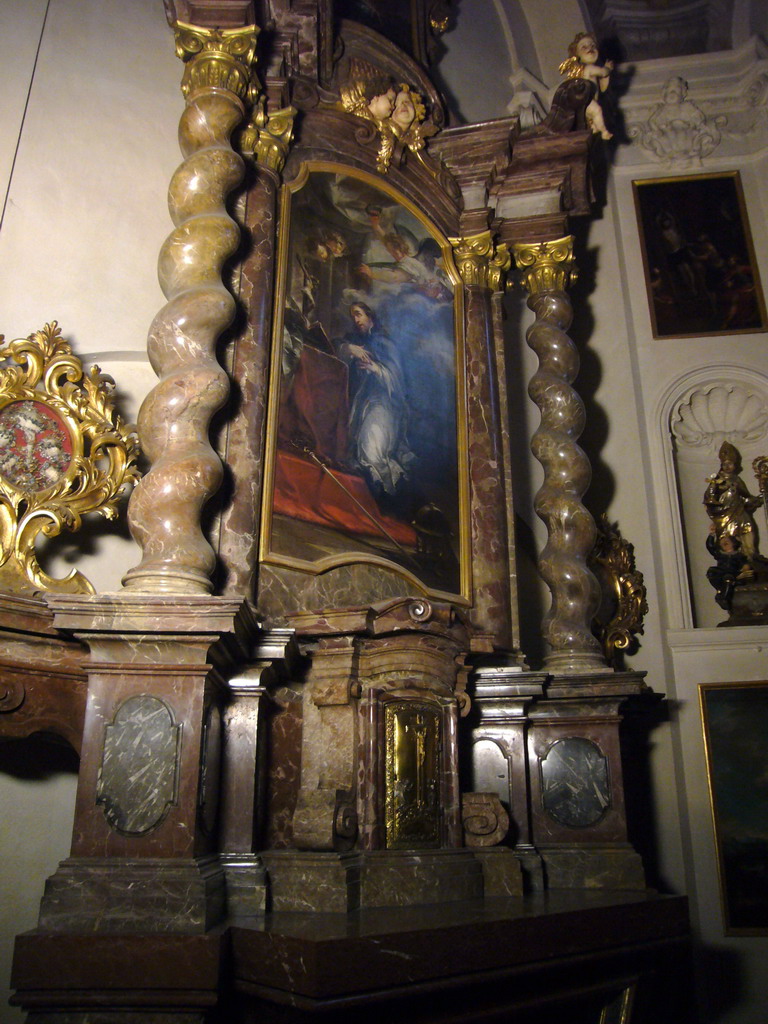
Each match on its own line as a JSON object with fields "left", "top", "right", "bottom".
{"left": 97, "top": 695, "right": 181, "bottom": 835}
{"left": 540, "top": 737, "right": 610, "bottom": 829}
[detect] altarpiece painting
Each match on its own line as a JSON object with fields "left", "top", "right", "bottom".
{"left": 261, "top": 164, "right": 468, "bottom": 600}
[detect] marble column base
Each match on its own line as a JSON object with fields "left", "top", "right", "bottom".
{"left": 37, "top": 857, "right": 225, "bottom": 933}
{"left": 220, "top": 854, "right": 267, "bottom": 917}
{"left": 262, "top": 849, "right": 484, "bottom": 912}
{"left": 472, "top": 847, "right": 523, "bottom": 897}
{"left": 261, "top": 851, "right": 361, "bottom": 912}
{"left": 539, "top": 844, "right": 647, "bottom": 891}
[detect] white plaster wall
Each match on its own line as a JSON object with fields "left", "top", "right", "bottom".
{"left": 601, "top": 41, "right": 768, "bottom": 1024}
{"left": 0, "top": 1, "right": 179, "bottom": 1019}
{"left": 667, "top": 628, "right": 768, "bottom": 1024}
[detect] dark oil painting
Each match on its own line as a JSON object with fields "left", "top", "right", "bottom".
{"left": 262, "top": 165, "right": 467, "bottom": 599}
{"left": 700, "top": 681, "right": 768, "bottom": 934}
{"left": 634, "top": 172, "right": 767, "bottom": 338}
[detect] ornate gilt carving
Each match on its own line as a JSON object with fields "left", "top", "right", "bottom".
{"left": 174, "top": 22, "right": 259, "bottom": 103}
{"left": 239, "top": 101, "right": 297, "bottom": 173}
{"left": 589, "top": 516, "right": 648, "bottom": 666}
{"left": 385, "top": 700, "right": 441, "bottom": 848}
{"left": 754, "top": 455, "right": 768, "bottom": 524}
{"left": 0, "top": 323, "right": 140, "bottom": 595}
{"left": 338, "top": 59, "right": 438, "bottom": 173}
{"left": 512, "top": 236, "right": 577, "bottom": 294}
{"left": 449, "top": 231, "right": 511, "bottom": 291}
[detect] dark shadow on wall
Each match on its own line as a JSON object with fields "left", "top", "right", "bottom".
{"left": 568, "top": 218, "right": 615, "bottom": 524}
{"left": 0, "top": 733, "right": 79, "bottom": 780}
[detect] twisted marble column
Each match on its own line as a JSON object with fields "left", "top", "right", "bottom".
{"left": 512, "top": 237, "right": 606, "bottom": 673}
{"left": 123, "top": 23, "right": 259, "bottom": 594}
{"left": 450, "top": 231, "right": 513, "bottom": 648}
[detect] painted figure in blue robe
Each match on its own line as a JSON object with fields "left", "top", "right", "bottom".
{"left": 337, "top": 302, "right": 415, "bottom": 507}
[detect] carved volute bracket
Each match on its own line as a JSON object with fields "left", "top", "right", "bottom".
{"left": 123, "top": 23, "right": 259, "bottom": 595}
{"left": 512, "top": 235, "right": 606, "bottom": 674}
{"left": 449, "top": 231, "right": 511, "bottom": 292}
{"left": 239, "top": 102, "right": 298, "bottom": 175}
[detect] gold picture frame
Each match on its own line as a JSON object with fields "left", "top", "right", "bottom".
{"left": 633, "top": 171, "right": 767, "bottom": 339}
{"left": 699, "top": 680, "right": 768, "bottom": 935}
{"left": 260, "top": 161, "right": 470, "bottom": 602}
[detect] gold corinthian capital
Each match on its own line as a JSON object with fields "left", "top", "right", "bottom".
{"left": 449, "top": 231, "right": 511, "bottom": 291}
{"left": 174, "top": 22, "right": 260, "bottom": 103}
{"left": 512, "top": 236, "right": 577, "bottom": 294}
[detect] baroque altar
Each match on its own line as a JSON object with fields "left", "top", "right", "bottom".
{"left": 1, "top": 2, "right": 690, "bottom": 1022}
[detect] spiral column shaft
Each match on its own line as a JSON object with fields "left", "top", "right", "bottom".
{"left": 123, "top": 23, "right": 259, "bottom": 594}
{"left": 513, "top": 237, "right": 606, "bottom": 673}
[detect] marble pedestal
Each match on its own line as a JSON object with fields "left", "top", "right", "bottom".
{"left": 261, "top": 848, "right": 491, "bottom": 912}
{"left": 11, "top": 892, "right": 693, "bottom": 1024}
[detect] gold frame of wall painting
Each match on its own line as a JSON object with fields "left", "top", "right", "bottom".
{"left": 260, "top": 160, "right": 470, "bottom": 603}
{"left": 0, "top": 322, "right": 140, "bottom": 596}
{"left": 699, "top": 680, "right": 768, "bottom": 935}
{"left": 633, "top": 171, "right": 768, "bottom": 339}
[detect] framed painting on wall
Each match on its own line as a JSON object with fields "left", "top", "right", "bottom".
{"left": 699, "top": 680, "right": 768, "bottom": 935}
{"left": 633, "top": 172, "right": 767, "bottom": 338}
{"left": 260, "top": 162, "right": 469, "bottom": 601}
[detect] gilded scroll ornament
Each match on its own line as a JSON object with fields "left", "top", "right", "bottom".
{"left": 239, "top": 100, "right": 297, "bottom": 174}
{"left": 449, "top": 231, "right": 511, "bottom": 291}
{"left": 174, "top": 22, "right": 259, "bottom": 103}
{"left": 512, "top": 236, "right": 577, "bottom": 294}
{"left": 589, "top": 516, "right": 648, "bottom": 666}
{"left": 0, "top": 323, "right": 140, "bottom": 595}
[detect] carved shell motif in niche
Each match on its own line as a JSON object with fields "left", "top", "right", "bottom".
{"left": 671, "top": 384, "right": 768, "bottom": 450}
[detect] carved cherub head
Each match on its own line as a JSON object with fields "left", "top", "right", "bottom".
{"left": 570, "top": 32, "right": 599, "bottom": 65}
{"left": 391, "top": 85, "right": 425, "bottom": 132}
{"left": 662, "top": 76, "right": 687, "bottom": 105}
{"left": 340, "top": 63, "right": 395, "bottom": 122}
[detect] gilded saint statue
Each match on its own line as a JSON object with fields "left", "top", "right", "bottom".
{"left": 703, "top": 440, "right": 763, "bottom": 563}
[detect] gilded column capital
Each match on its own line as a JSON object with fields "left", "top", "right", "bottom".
{"left": 449, "top": 231, "right": 511, "bottom": 291}
{"left": 240, "top": 103, "right": 297, "bottom": 174}
{"left": 174, "top": 21, "right": 259, "bottom": 104}
{"left": 512, "top": 236, "right": 577, "bottom": 294}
